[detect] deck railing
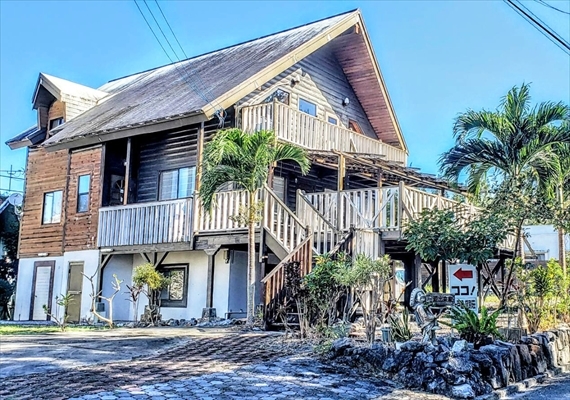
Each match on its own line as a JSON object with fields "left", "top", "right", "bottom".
{"left": 97, "top": 198, "right": 193, "bottom": 248}
{"left": 241, "top": 102, "right": 408, "bottom": 164}
{"left": 195, "top": 189, "right": 260, "bottom": 232}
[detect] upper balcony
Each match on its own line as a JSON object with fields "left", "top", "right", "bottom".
{"left": 241, "top": 102, "right": 408, "bottom": 165}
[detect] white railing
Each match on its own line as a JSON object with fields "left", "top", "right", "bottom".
{"left": 263, "top": 185, "right": 307, "bottom": 253}
{"left": 302, "top": 186, "right": 400, "bottom": 231}
{"left": 241, "top": 102, "right": 408, "bottom": 164}
{"left": 296, "top": 190, "right": 344, "bottom": 255}
{"left": 196, "top": 190, "right": 260, "bottom": 232}
{"left": 97, "top": 198, "right": 193, "bottom": 248}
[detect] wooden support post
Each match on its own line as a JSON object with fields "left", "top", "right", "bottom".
{"left": 268, "top": 98, "right": 278, "bottom": 189}
{"left": 377, "top": 171, "right": 383, "bottom": 188}
{"left": 123, "top": 138, "right": 132, "bottom": 205}
{"left": 441, "top": 260, "right": 448, "bottom": 293}
{"left": 337, "top": 154, "right": 345, "bottom": 230}
{"left": 431, "top": 261, "right": 440, "bottom": 293}
{"left": 204, "top": 247, "right": 220, "bottom": 309}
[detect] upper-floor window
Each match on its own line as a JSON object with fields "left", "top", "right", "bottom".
{"left": 264, "top": 89, "right": 290, "bottom": 105}
{"left": 77, "top": 175, "right": 91, "bottom": 212}
{"left": 328, "top": 116, "right": 338, "bottom": 125}
{"left": 159, "top": 167, "right": 195, "bottom": 201}
{"left": 349, "top": 120, "right": 363, "bottom": 134}
{"left": 42, "top": 190, "right": 63, "bottom": 224}
{"left": 49, "top": 118, "right": 64, "bottom": 130}
{"left": 160, "top": 265, "right": 188, "bottom": 307}
{"left": 299, "top": 98, "right": 317, "bottom": 117}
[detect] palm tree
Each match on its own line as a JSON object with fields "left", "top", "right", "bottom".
{"left": 541, "top": 137, "right": 570, "bottom": 274}
{"left": 440, "top": 84, "right": 569, "bottom": 260}
{"left": 200, "top": 128, "right": 310, "bottom": 323}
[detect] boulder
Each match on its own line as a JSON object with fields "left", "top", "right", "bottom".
{"left": 330, "top": 338, "right": 352, "bottom": 358}
{"left": 452, "top": 339, "right": 469, "bottom": 354}
{"left": 400, "top": 341, "right": 424, "bottom": 353}
{"left": 450, "top": 383, "right": 475, "bottom": 399}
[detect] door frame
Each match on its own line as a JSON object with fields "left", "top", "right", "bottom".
{"left": 29, "top": 260, "right": 56, "bottom": 321}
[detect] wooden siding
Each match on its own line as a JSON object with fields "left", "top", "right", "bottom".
{"left": 64, "top": 146, "right": 103, "bottom": 251}
{"left": 135, "top": 113, "right": 233, "bottom": 203}
{"left": 61, "top": 93, "right": 99, "bottom": 121}
{"left": 19, "top": 147, "right": 69, "bottom": 258}
{"left": 239, "top": 43, "right": 377, "bottom": 140}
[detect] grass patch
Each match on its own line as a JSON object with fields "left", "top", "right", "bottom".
{"left": 0, "top": 325, "right": 108, "bottom": 335}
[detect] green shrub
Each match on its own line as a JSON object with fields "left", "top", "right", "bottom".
{"left": 448, "top": 304, "right": 502, "bottom": 348}
{"left": 389, "top": 308, "right": 412, "bottom": 342}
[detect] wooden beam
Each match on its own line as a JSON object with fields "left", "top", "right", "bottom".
{"left": 140, "top": 252, "right": 151, "bottom": 264}
{"left": 155, "top": 252, "right": 169, "bottom": 268}
{"left": 123, "top": 137, "right": 131, "bottom": 205}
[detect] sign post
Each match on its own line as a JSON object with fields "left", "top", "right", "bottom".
{"left": 448, "top": 264, "right": 479, "bottom": 313}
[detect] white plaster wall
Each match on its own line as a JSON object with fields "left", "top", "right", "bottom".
{"left": 61, "top": 250, "right": 100, "bottom": 321}
{"left": 524, "top": 225, "right": 570, "bottom": 261}
{"left": 13, "top": 256, "right": 64, "bottom": 321}
{"left": 102, "top": 254, "right": 134, "bottom": 321}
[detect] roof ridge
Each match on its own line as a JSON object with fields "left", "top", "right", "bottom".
{"left": 106, "top": 8, "right": 358, "bottom": 84}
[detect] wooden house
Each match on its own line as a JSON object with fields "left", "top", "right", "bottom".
{"left": 6, "top": 10, "right": 514, "bottom": 324}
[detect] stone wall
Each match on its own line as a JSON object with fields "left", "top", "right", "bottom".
{"left": 328, "top": 327, "right": 570, "bottom": 399}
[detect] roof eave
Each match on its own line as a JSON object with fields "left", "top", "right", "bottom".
{"left": 43, "top": 110, "right": 207, "bottom": 152}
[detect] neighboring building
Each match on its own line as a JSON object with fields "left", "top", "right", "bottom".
{"left": 523, "top": 225, "right": 570, "bottom": 263}
{"left": 6, "top": 10, "right": 510, "bottom": 324}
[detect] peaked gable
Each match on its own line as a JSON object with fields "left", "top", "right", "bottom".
{"left": 43, "top": 10, "right": 407, "bottom": 153}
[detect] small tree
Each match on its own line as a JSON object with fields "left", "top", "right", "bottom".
{"left": 83, "top": 272, "right": 123, "bottom": 328}
{"left": 335, "top": 254, "right": 393, "bottom": 345}
{"left": 125, "top": 283, "right": 144, "bottom": 323}
{"left": 132, "top": 263, "right": 169, "bottom": 325}
{"left": 0, "top": 279, "right": 14, "bottom": 320}
{"left": 305, "top": 253, "right": 349, "bottom": 328}
{"left": 43, "top": 293, "right": 73, "bottom": 331}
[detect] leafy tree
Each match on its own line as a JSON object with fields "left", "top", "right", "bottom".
{"left": 335, "top": 254, "right": 393, "bottom": 345}
{"left": 200, "top": 129, "right": 309, "bottom": 323}
{"left": 440, "top": 84, "right": 569, "bottom": 263}
{"left": 0, "top": 200, "right": 19, "bottom": 281}
{"left": 133, "top": 263, "right": 169, "bottom": 325}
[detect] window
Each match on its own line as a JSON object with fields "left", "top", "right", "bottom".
{"left": 49, "top": 118, "right": 64, "bottom": 130}
{"left": 327, "top": 116, "right": 338, "bottom": 125}
{"left": 42, "top": 190, "right": 63, "bottom": 224}
{"left": 348, "top": 120, "right": 363, "bottom": 134}
{"left": 160, "top": 265, "right": 188, "bottom": 307}
{"left": 159, "top": 167, "right": 196, "bottom": 201}
{"left": 299, "top": 98, "right": 317, "bottom": 116}
{"left": 264, "top": 89, "right": 290, "bottom": 105}
{"left": 77, "top": 175, "right": 90, "bottom": 212}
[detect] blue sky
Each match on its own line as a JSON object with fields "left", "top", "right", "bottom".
{"left": 1, "top": 0, "right": 569, "bottom": 193}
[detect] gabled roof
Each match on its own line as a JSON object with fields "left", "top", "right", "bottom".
{"left": 39, "top": 10, "right": 407, "bottom": 153}
{"left": 32, "top": 73, "right": 108, "bottom": 109}
{"left": 5, "top": 125, "right": 46, "bottom": 150}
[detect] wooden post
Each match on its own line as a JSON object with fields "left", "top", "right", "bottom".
{"left": 398, "top": 180, "right": 405, "bottom": 228}
{"left": 268, "top": 98, "right": 279, "bottom": 189}
{"left": 123, "top": 138, "right": 132, "bottom": 205}
{"left": 337, "top": 154, "right": 345, "bottom": 230}
{"left": 431, "top": 260, "right": 440, "bottom": 293}
{"left": 195, "top": 121, "right": 205, "bottom": 193}
{"left": 204, "top": 246, "right": 220, "bottom": 309}
{"left": 441, "top": 260, "right": 448, "bottom": 293}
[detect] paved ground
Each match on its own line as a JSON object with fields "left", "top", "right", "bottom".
{"left": 510, "top": 373, "right": 570, "bottom": 399}
{"left": 0, "top": 328, "right": 449, "bottom": 400}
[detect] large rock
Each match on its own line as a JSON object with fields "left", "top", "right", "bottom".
{"left": 480, "top": 344, "right": 510, "bottom": 388}
{"left": 330, "top": 338, "right": 352, "bottom": 358}
{"left": 451, "top": 383, "right": 476, "bottom": 399}
{"left": 400, "top": 341, "right": 424, "bottom": 352}
{"left": 446, "top": 356, "right": 474, "bottom": 374}
{"left": 452, "top": 339, "right": 469, "bottom": 354}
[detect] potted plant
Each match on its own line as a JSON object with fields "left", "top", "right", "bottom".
{"left": 389, "top": 308, "right": 412, "bottom": 349}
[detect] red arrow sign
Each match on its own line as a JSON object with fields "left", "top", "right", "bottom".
{"left": 453, "top": 268, "right": 473, "bottom": 281}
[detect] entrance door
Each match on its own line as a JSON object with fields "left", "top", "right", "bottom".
{"left": 67, "top": 262, "right": 84, "bottom": 323}
{"left": 30, "top": 261, "right": 55, "bottom": 320}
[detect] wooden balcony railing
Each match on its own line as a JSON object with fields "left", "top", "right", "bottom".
{"left": 97, "top": 198, "right": 193, "bottom": 248}
{"left": 195, "top": 189, "right": 259, "bottom": 232}
{"left": 241, "top": 102, "right": 408, "bottom": 164}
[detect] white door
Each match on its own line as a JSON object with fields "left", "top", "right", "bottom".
{"left": 31, "top": 262, "right": 54, "bottom": 320}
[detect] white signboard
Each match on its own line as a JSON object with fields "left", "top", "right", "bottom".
{"left": 448, "top": 264, "right": 478, "bottom": 313}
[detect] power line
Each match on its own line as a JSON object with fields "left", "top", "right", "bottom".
{"left": 132, "top": 0, "right": 226, "bottom": 124}
{"left": 504, "top": 0, "right": 570, "bottom": 55}
{"left": 142, "top": 0, "right": 183, "bottom": 61}
{"left": 133, "top": 0, "right": 175, "bottom": 63}
{"left": 534, "top": 0, "right": 570, "bottom": 15}
{"left": 515, "top": 0, "right": 570, "bottom": 47}
{"left": 153, "top": 0, "right": 188, "bottom": 59}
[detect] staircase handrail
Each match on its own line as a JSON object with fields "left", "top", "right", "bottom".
{"left": 261, "top": 236, "right": 313, "bottom": 284}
